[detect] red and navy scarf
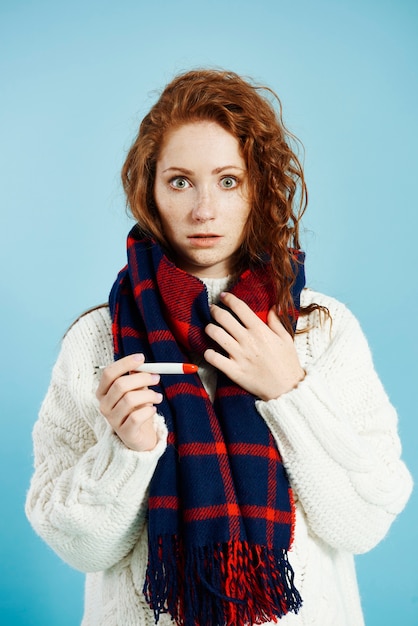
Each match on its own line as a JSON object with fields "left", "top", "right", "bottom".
{"left": 109, "top": 226, "right": 305, "bottom": 625}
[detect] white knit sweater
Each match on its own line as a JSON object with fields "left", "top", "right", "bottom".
{"left": 25, "top": 285, "right": 412, "bottom": 626}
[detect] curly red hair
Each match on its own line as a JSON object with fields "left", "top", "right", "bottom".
{"left": 122, "top": 69, "right": 318, "bottom": 334}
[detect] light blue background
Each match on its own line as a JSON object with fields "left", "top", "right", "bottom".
{"left": 1, "top": 0, "right": 417, "bottom": 624}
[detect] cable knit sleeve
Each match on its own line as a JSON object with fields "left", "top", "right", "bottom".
{"left": 25, "top": 307, "right": 168, "bottom": 572}
{"left": 256, "top": 290, "right": 412, "bottom": 555}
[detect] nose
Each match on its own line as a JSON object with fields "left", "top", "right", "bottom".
{"left": 191, "top": 187, "right": 215, "bottom": 222}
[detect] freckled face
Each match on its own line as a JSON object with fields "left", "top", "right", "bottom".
{"left": 154, "top": 121, "right": 251, "bottom": 278}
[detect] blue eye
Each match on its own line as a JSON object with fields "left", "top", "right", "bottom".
{"left": 220, "top": 176, "right": 238, "bottom": 189}
{"left": 170, "top": 177, "right": 190, "bottom": 189}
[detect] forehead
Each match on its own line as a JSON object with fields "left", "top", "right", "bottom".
{"left": 158, "top": 121, "right": 244, "bottom": 165}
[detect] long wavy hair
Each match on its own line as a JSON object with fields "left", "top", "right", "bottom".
{"left": 122, "top": 69, "right": 320, "bottom": 334}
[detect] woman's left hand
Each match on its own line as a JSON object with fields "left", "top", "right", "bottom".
{"left": 204, "top": 292, "right": 305, "bottom": 401}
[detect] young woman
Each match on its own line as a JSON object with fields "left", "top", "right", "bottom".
{"left": 26, "top": 69, "right": 412, "bottom": 626}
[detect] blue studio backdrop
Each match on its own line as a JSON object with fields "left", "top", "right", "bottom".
{"left": 1, "top": 1, "right": 417, "bottom": 624}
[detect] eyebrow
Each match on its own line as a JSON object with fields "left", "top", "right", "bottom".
{"left": 161, "top": 165, "right": 246, "bottom": 175}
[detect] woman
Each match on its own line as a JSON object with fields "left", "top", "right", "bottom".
{"left": 26, "top": 69, "right": 412, "bottom": 626}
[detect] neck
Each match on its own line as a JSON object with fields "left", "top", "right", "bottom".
{"left": 200, "top": 275, "right": 233, "bottom": 305}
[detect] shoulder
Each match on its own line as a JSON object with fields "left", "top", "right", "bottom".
{"left": 64, "top": 305, "right": 112, "bottom": 344}
{"left": 295, "top": 288, "right": 379, "bottom": 384}
{"left": 58, "top": 306, "right": 113, "bottom": 379}
{"left": 301, "top": 288, "right": 350, "bottom": 314}
{"left": 298, "top": 288, "right": 366, "bottom": 350}
{"left": 300, "top": 288, "right": 360, "bottom": 328}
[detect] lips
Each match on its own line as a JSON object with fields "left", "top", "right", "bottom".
{"left": 188, "top": 234, "right": 222, "bottom": 247}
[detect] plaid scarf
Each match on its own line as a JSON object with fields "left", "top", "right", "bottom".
{"left": 109, "top": 226, "right": 304, "bottom": 625}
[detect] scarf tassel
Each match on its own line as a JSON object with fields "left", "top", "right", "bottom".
{"left": 143, "top": 536, "right": 302, "bottom": 625}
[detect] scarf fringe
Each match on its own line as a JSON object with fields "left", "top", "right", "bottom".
{"left": 143, "top": 536, "right": 302, "bottom": 625}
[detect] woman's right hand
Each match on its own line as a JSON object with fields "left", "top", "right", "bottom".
{"left": 96, "top": 353, "right": 163, "bottom": 452}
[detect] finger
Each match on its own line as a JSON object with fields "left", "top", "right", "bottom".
{"left": 204, "top": 347, "right": 235, "bottom": 373}
{"left": 205, "top": 317, "right": 243, "bottom": 354}
{"left": 267, "top": 307, "right": 289, "bottom": 337}
{"left": 120, "top": 407, "right": 157, "bottom": 433}
{"left": 107, "top": 388, "right": 163, "bottom": 427}
{"left": 118, "top": 409, "right": 159, "bottom": 450}
{"left": 208, "top": 303, "right": 248, "bottom": 341}
{"left": 99, "top": 371, "right": 160, "bottom": 415}
{"left": 218, "top": 292, "right": 261, "bottom": 329}
{"left": 96, "top": 353, "right": 145, "bottom": 397}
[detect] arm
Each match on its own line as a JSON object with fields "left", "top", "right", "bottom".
{"left": 204, "top": 291, "right": 412, "bottom": 554}
{"left": 257, "top": 296, "right": 412, "bottom": 553}
{"left": 25, "top": 309, "right": 168, "bottom": 572}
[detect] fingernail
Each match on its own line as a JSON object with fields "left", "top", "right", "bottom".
{"left": 133, "top": 354, "right": 144, "bottom": 362}
{"left": 156, "top": 393, "right": 163, "bottom": 402}
{"left": 151, "top": 374, "right": 160, "bottom": 383}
